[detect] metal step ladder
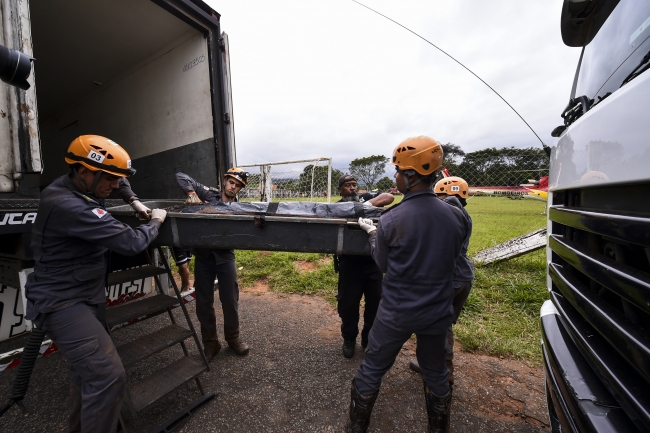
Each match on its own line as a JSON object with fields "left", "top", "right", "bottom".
{"left": 106, "top": 246, "right": 213, "bottom": 430}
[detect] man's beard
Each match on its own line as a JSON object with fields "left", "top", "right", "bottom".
{"left": 341, "top": 192, "right": 359, "bottom": 202}
{"left": 224, "top": 190, "right": 236, "bottom": 198}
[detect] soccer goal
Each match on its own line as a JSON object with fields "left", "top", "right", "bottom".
{"left": 238, "top": 157, "right": 333, "bottom": 203}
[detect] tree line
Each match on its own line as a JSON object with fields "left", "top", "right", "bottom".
{"left": 341, "top": 145, "right": 549, "bottom": 190}
{"left": 247, "top": 144, "right": 549, "bottom": 195}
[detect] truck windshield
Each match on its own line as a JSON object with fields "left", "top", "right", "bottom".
{"left": 576, "top": 0, "right": 650, "bottom": 100}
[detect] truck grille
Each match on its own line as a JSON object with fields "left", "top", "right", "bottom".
{"left": 0, "top": 199, "right": 40, "bottom": 209}
{"left": 548, "top": 182, "right": 650, "bottom": 431}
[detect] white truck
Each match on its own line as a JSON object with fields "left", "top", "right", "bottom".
{"left": 542, "top": 0, "right": 650, "bottom": 431}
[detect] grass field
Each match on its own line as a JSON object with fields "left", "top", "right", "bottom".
{"left": 457, "top": 196, "right": 547, "bottom": 363}
{"left": 180, "top": 196, "right": 548, "bottom": 364}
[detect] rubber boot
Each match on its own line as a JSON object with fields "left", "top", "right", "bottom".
{"left": 345, "top": 379, "right": 379, "bottom": 433}
{"left": 227, "top": 338, "right": 250, "bottom": 356}
{"left": 203, "top": 341, "right": 221, "bottom": 362}
{"left": 424, "top": 383, "right": 452, "bottom": 433}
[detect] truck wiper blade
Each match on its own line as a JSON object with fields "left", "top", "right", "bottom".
{"left": 621, "top": 50, "right": 650, "bottom": 87}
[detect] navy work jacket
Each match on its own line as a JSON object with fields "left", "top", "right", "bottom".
{"left": 25, "top": 175, "right": 161, "bottom": 319}
{"left": 368, "top": 189, "right": 469, "bottom": 334}
{"left": 444, "top": 196, "right": 474, "bottom": 283}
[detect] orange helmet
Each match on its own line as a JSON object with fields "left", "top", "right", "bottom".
{"left": 65, "top": 135, "right": 135, "bottom": 177}
{"left": 224, "top": 167, "right": 248, "bottom": 186}
{"left": 392, "top": 136, "right": 443, "bottom": 176}
{"left": 434, "top": 176, "right": 469, "bottom": 198}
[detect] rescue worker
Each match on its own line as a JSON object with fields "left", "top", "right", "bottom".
{"left": 335, "top": 174, "right": 393, "bottom": 358}
{"left": 175, "top": 168, "right": 249, "bottom": 360}
{"left": 24, "top": 135, "right": 167, "bottom": 433}
{"left": 409, "top": 176, "right": 474, "bottom": 390}
{"left": 346, "top": 136, "right": 469, "bottom": 433}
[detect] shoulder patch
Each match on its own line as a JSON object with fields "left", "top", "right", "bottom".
{"left": 203, "top": 186, "right": 209, "bottom": 190}
{"left": 92, "top": 208, "right": 108, "bottom": 218}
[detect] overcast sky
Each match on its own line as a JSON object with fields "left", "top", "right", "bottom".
{"left": 205, "top": 0, "right": 581, "bottom": 170}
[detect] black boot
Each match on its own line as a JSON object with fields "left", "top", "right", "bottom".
{"left": 226, "top": 338, "right": 250, "bottom": 356}
{"left": 424, "top": 383, "right": 452, "bottom": 433}
{"left": 345, "top": 379, "right": 378, "bottom": 433}
{"left": 203, "top": 341, "right": 221, "bottom": 362}
{"left": 342, "top": 339, "right": 355, "bottom": 358}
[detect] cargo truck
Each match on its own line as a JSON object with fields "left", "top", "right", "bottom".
{"left": 542, "top": 0, "right": 650, "bottom": 431}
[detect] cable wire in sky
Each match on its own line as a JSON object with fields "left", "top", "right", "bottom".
{"left": 351, "top": 0, "right": 549, "bottom": 151}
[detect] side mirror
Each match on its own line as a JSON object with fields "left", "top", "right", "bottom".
{"left": 560, "top": 0, "right": 620, "bottom": 47}
{"left": 0, "top": 44, "right": 34, "bottom": 90}
{"left": 551, "top": 125, "right": 567, "bottom": 137}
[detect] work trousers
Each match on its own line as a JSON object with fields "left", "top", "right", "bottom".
{"left": 43, "top": 302, "right": 125, "bottom": 433}
{"left": 355, "top": 316, "right": 449, "bottom": 397}
{"left": 446, "top": 281, "right": 472, "bottom": 379}
{"left": 336, "top": 258, "right": 382, "bottom": 342}
{"left": 193, "top": 253, "right": 240, "bottom": 343}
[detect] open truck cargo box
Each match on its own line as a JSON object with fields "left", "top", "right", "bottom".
{"left": 0, "top": 0, "right": 236, "bottom": 199}
{"left": 109, "top": 201, "right": 373, "bottom": 255}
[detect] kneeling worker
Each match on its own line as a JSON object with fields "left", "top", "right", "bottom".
{"left": 176, "top": 168, "right": 249, "bottom": 360}
{"left": 410, "top": 176, "right": 474, "bottom": 388}
{"left": 24, "top": 135, "right": 167, "bottom": 433}
{"left": 336, "top": 174, "right": 393, "bottom": 358}
{"left": 346, "top": 136, "right": 469, "bottom": 433}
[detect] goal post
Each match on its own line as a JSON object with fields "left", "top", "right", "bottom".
{"left": 238, "top": 157, "right": 333, "bottom": 203}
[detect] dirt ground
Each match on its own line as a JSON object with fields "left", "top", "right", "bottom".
{"left": 0, "top": 286, "right": 549, "bottom": 432}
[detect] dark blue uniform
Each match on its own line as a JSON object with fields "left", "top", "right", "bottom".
{"left": 354, "top": 189, "right": 468, "bottom": 397}
{"left": 442, "top": 195, "right": 474, "bottom": 382}
{"left": 175, "top": 172, "right": 241, "bottom": 345}
{"left": 25, "top": 174, "right": 160, "bottom": 433}
{"left": 335, "top": 192, "right": 382, "bottom": 347}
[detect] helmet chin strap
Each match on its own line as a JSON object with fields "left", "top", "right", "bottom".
{"left": 403, "top": 170, "right": 422, "bottom": 194}
{"left": 72, "top": 169, "right": 103, "bottom": 198}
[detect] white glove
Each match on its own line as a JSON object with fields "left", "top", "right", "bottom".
{"left": 130, "top": 200, "right": 151, "bottom": 221}
{"left": 185, "top": 192, "right": 202, "bottom": 206}
{"left": 358, "top": 217, "right": 377, "bottom": 234}
{"left": 150, "top": 208, "right": 167, "bottom": 224}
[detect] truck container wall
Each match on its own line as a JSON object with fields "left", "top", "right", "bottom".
{"left": 0, "top": 0, "right": 42, "bottom": 195}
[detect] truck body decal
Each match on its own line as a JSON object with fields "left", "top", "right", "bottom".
{"left": 0, "top": 212, "right": 37, "bottom": 225}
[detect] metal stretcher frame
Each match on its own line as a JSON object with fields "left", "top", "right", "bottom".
{"left": 108, "top": 200, "right": 372, "bottom": 255}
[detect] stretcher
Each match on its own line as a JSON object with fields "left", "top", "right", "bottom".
{"left": 108, "top": 200, "right": 376, "bottom": 255}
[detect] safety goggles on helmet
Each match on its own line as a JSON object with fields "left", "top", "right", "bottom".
{"left": 224, "top": 168, "right": 249, "bottom": 186}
